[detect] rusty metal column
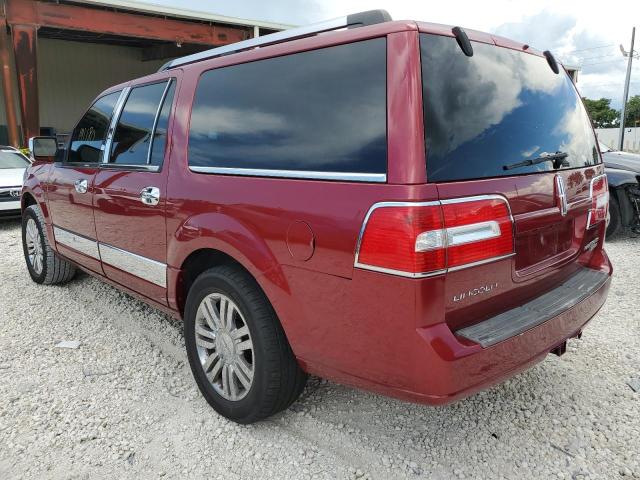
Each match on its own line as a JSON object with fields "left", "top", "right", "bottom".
{"left": 0, "top": 17, "right": 20, "bottom": 146}
{"left": 11, "top": 23, "right": 39, "bottom": 142}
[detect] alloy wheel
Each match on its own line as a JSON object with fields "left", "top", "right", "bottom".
{"left": 25, "top": 218, "right": 43, "bottom": 275}
{"left": 195, "top": 293, "right": 254, "bottom": 401}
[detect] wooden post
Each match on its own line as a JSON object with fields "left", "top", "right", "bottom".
{"left": 0, "top": 15, "right": 21, "bottom": 146}
{"left": 11, "top": 23, "right": 39, "bottom": 142}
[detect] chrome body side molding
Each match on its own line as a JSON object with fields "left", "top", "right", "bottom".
{"left": 53, "top": 225, "right": 167, "bottom": 288}
{"left": 98, "top": 243, "right": 167, "bottom": 288}
{"left": 53, "top": 226, "right": 100, "bottom": 260}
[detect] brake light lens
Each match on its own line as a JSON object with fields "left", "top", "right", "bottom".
{"left": 357, "top": 203, "right": 445, "bottom": 274}
{"left": 587, "top": 174, "right": 608, "bottom": 229}
{"left": 442, "top": 199, "right": 514, "bottom": 269}
{"left": 355, "top": 197, "right": 514, "bottom": 277}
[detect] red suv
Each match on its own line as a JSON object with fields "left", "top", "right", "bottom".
{"left": 21, "top": 11, "right": 612, "bottom": 423}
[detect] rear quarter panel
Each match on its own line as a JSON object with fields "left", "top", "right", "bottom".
{"left": 163, "top": 26, "right": 431, "bottom": 365}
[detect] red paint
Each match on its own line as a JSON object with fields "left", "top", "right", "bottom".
{"left": 22, "top": 20, "right": 612, "bottom": 406}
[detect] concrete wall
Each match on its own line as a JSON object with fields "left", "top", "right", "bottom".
{"left": 0, "top": 37, "right": 165, "bottom": 142}
{"left": 596, "top": 127, "right": 640, "bottom": 153}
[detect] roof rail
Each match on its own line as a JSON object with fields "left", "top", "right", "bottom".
{"left": 158, "top": 9, "right": 392, "bottom": 72}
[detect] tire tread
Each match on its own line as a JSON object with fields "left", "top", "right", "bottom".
{"left": 186, "top": 264, "right": 307, "bottom": 423}
{"left": 23, "top": 204, "right": 76, "bottom": 285}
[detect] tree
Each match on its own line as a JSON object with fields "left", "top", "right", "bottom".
{"left": 582, "top": 97, "right": 620, "bottom": 128}
{"left": 623, "top": 95, "right": 640, "bottom": 127}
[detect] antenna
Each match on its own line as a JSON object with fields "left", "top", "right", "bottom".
{"left": 159, "top": 10, "right": 392, "bottom": 72}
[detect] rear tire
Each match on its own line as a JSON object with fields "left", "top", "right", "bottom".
{"left": 606, "top": 195, "right": 621, "bottom": 240}
{"left": 22, "top": 204, "right": 76, "bottom": 285}
{"left": 184, "top": 264, "right": 307, "bottom": 424}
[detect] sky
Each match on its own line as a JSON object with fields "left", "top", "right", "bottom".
{"left": 141, "top": 0, "right": 639, "bottom": 108}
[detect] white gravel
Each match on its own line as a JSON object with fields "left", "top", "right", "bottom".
{"left": 0, "top": 218, "right": 638, "bottom": 479}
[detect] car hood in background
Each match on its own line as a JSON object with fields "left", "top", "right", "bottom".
{"left": 602, "top": 151, "right": 640, "bottom": 174}
{"left": 0, "top": 168, "right": 26, "bottom": 187}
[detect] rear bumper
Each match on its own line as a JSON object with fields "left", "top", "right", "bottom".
{"left": 401, "top": 263, "right": 612, "bottom": 405}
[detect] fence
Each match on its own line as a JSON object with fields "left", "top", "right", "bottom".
{"left": 596, "top": 127, "right": 640, "bottom": 153}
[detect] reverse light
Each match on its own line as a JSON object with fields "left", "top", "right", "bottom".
{"left": 587, "top": 174, "right": 608, "bottom": 229}
{"left": 355, "top": 196, "right": 514, "bottom": 278}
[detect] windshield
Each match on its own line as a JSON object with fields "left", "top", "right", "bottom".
{"left": 0, "top": 150, "right": 30, "bottom": 169}
{"left": 421, "top": 34, "right": 599, "bottom": 182}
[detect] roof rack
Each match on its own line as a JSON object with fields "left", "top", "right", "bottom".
{"left": 158, "top": 9, "right": 392, "bottom": 72}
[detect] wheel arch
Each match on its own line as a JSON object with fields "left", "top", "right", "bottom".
{"left": 21, "top": 191, "right": 37, "bottom": 209}
{"left": 168, "top": 212, "right": 290, "bottom": 322}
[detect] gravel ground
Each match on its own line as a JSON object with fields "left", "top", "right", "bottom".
{"left": 0, "top": 218, "right": 638, "bottom": 480}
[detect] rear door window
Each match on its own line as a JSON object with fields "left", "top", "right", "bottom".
{"left": 420, "top": 34, "right": 599, "bottom": 182}
{"left": 109, "top": 81, "right": 173, "bottom": 166}
{"left": 188, "top": 38, "right": 387, "bottom": 178}
{"left": 67, "top": 91, "right": 120, "bottom": 163}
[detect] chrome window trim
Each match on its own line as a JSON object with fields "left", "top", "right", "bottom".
{"left": 53, "top": 226, "right": 100, "bottom": 260}
{"left": 102, "top": 87, "right": 131, "bottom": 164}
{"left": 99, "top": 163, "right": 160, "bottom": 173}
{"left": 189, "top": 166, "right": 387, "bottom": 183}
{"left": 353, "top": 195, "right": 515, "bottom": 278}
{"left": 146, "top": 79, "right": 173, "bottom": 166}
{"left": 99, "top": 243, "right": 167, "bottom": 288}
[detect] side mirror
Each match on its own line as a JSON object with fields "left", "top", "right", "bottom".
{"left": 28, "top": 136, "right": 58, "bottom": 162}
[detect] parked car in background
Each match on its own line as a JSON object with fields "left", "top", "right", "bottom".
{"left": 21, "top": 11, "right": 612, "bottom": 424}
{"left": 599, "top": 142, "right": 640, "bottom": 237}
{"left": 0, "top": 146, "right": 31, "bottom": 218}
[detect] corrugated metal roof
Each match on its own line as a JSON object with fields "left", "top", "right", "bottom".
{"left": 78, "top": 0, "right": 294, "bottom": 30}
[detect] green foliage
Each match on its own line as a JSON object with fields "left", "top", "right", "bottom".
{"left": 624, "top": 95, "right": 640, "bottom": 127}
{"left": 582, "top": 97, "right": 620, "bottom": 128}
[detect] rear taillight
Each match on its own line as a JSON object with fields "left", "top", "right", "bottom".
{"left": 587, "top": 174, "right": 608, "bottom": 229}
{"left": 355, "top": 196, "right": 514, "bottom": 278}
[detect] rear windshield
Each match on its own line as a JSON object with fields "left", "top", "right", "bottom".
{"left": 420, "top": 34, "right": 599, "bottom": 182}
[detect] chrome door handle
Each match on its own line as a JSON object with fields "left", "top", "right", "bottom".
{"left": 74, "top": 179, "right": 88, "bottom": 194}
{"left": 140, "top": 186, "right": 160, "bottom": 206}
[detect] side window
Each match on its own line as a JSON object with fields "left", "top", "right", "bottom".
{"left": 188, "top": 38, "right": 387, "bottom": 176}
{"left": 109, "top": 81, "right": 171, "bottom": 166}
{"left": 149, "top": 82, "right": 176, "bottom": 166}
{"left": 67, "top": 91, "right": 120, "bottom": 163}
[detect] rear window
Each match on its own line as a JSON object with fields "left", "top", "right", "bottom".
{"left": 188, "top": 38, "right": 387, "bottom": 178}
{"left": 420, "top": 34, "right": 599, "bottom": 182}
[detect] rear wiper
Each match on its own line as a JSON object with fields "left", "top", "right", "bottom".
{"left": 502, "top": 151, "right": 569, "bottom": 171}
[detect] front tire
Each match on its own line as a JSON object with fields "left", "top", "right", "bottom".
{"left": 22, "top": 204, "right": 76, "bottom": 285}
{"left": 184, "top": 265, "right": 307, "bottom": 423}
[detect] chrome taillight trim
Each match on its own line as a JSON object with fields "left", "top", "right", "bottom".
{"left": 353, "top": 194, "right": 515, "bottom": 278}
{"left": 555, "top": 175, "right": 568, "bottom": 216}
{"left": 586, "top": 173, "right": 608, "bottom": 230}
